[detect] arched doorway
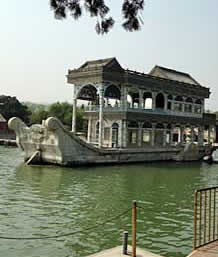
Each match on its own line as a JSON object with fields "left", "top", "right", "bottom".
{"left": 128, "top": 121, "right": 139, "bottom": 147}
{"left": 142, "top": 122, "right": 152, "bottom": 145}
{"left": 155, "top": 123, "right": 165, "bottom": 145}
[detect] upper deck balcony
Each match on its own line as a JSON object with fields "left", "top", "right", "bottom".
{"left": 84, "top": 105, "right": 203, "bottom": 118}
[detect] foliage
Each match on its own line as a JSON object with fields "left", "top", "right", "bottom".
{"left": 48, "top": 102, "right": 73, "bottom": 128}
{"left": 0, "top": 95, "right": 31, "bottom": 124}
{"left": 50, "top": 0, "right": 145, "bottom": 34}
{"left": 23, "top": 102, "right": 49, "bottom": 113}
{"left": 30, "top": 108, "right": 49, "bottom": 125}
{"left": 29, "top": 101, "right": 85, "bottom": 131}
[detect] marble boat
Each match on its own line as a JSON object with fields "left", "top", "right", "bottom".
{"left": 8, "top": 58, "right": 216, "bottom": 166}
{"left": 9, "top": 117, "right": 207, "bottom": 166}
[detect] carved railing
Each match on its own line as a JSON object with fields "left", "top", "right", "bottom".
{"left": 84, "top": 105, "right": 202, "bottom": 118}
{"left": 193, "top": 187, "right": 218, "bottom": 249}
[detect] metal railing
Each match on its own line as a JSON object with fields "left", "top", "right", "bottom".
{"left": 193, "top": 186, "right": 218, "bottom": 249}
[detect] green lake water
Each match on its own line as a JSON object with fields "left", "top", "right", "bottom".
{"left": 0, "top": 146, "right": 218, "bottom": 257}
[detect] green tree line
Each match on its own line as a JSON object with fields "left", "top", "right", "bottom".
{"left": 28, "top": 102, "right": 85, "bottom": 131}
{"left": 0, "top": 95, "right": 85, "bottom": 131}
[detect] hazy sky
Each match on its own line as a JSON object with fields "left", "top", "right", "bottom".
{"left": 0, "top": 0, "right": 218, "bottom": 110}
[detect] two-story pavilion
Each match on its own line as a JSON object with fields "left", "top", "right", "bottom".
{"left": 67, "top": 58, "right": 216, "bottom": 149}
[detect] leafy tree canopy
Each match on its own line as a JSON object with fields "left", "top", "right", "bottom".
{"left": 29, "top": 102, "right": 85, "bottom": 131}
{"left": 0, "top": 95, "right": 31, "bottom": 124}
{"left": 50, "top": 0, "right": 145, "bottom": 34}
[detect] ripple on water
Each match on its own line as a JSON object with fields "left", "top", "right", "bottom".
{"left": 0, "top": 148, "right": 217, "bottom": 257}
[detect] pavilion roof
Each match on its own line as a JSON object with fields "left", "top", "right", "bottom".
{"left": 77, "top": 57, "right": 123, "bottom": 71}
{"left": 149, "top": 65, "right": 201, "bottom": 86}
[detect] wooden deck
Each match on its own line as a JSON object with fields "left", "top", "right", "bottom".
{"left": 187, "top": 241, "right": 218, "bottom": 257}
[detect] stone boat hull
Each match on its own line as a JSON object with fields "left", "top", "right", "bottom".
{"left": 8, "top": 117, "right": 205, "bottom": 166}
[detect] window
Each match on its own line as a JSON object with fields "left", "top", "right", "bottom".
{"left": 104, "top": 127, "right": 110, "bottom": 140}
{"left": 143, "top": 131, "right": 150, "bottom": 143}
{"left": 130, "top": 131, "right": 137, "bottom": 144}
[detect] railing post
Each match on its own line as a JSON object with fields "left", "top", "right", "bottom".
{"left": 132, "top": 200, "right": 137, "bottom": 257}
{"left": 123, "top": 231, "right": 128, "bottom": 255}
{"left": 193, "top": 191, "right": 198, "bottom": 250}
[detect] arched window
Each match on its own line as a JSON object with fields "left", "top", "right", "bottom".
{"left": 194, "top": 99, "right": 202, "bottom": 113}
{"left": 128, "top": 88, "right": 139, "bottom": 108}
{"left": 128, "top": 121, "right": 139, "bottom": 128}
{"left": 104, "top": 85, "right": 121, "bottom": 108}
{"left": 156, "top": 123, "right": 165, "bottom": 129}
{"left": 77, "top": 84, "right": 97, "bottom": 101}
{"left": 174, "top": 96, "right": 183, "bottom": 112}
{"left": 186, "top": 97, "right": 193, "bottom": 103}
{"left": 156, "top": 93, "right": 165, "bottom": 109}
{"left": 142, "top": 122, "right": 152, "bottom": 129}
{"left": 167, "top": 124, "right": 172, "bottom": 130}
{"left": 195, "top": 99, "right": 202, "bottom": 104}
{"left": 184, "top": 97, "right": 193, "bottom": 113}
{"left": 143, "top": 92, "right": 152, "bottom": 109}
{"left": 175, "top": 96, "right": 183, "bottom": 101}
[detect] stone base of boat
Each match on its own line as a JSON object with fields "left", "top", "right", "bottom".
{"left": 8, "top": 117, "right": 206, "bottom": 167}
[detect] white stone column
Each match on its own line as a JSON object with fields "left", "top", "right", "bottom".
{"left": 87, "top": 118, "right": 92, "bottom": 143}
{"left": 191, "top": 126, "right": 194, "bottom": 143}
{"left": 118, "top": 120, "right": 122, "bottom": 147}
{"left": 182, "top": 103, "right": 185, "bottom": 113}
{"left": 139, "top": 90, "right": 143, "bottom": 109}
{"left": 170, "top": 124, "right": 175, "bottom": 145}
{"left": 72, "top": 98, "right": 77, "bottom": 132}
{"left": 122, "top": 120, "right": 127, "bottom": 148}
{"left": 201, "top": 100, "right": 204, "bottom": 114}
{"left": 208, "top": 125, "right": 211, "bottom": 143}
{"left": 152, "top": 92, "right": 156, "bottom": 110}
{"left": 213, "top": 126, "right": 216, "bottom": 143}
{"left": 98, "top": 85, "right": 104, "bottom": 148}
{"left": 163, "top": 124, "right": 167, "bottom": 146}
{"left": 138, "top": 123, "right": 142, "bottom": 147}
{"left": 181, "top": 126, "right": 186, "bottom": 144}
{"left": 171, "top": 99, "right": 175, "bottom": 112}
{"left": 164, "top": 94, "right": 168, "bottom": 111}
{"left": 121, "top": 87, "right": 128, "bottom": 111}
{"left": 198, "top": 126, "right": 204, "bottom": 146}
{"left": 151, "top": 123, "right": 156, "bottom": 146}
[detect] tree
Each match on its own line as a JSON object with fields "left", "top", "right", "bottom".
{"left": 48, "top": 102, "right": 85, "bottom": 131}
{"left": 30, "top": 108, "right": 49, "bottom": 124}
{"left": 0, "top": 95, "right": 31, "bottom": 124}
{"left": 48, "top": 102, "right": 72, "bottom": 127}
{"left": 50, "top": 0, "right": 145, "bottom": 34}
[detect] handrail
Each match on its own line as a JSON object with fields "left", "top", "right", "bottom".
{"left": 193, "top": 186, "right": 218, "bottom": 249}
{"left": 84, "top": 105, "right": 202, "bottom": 118}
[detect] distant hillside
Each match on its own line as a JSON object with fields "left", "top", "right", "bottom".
{"left": 22, "top": 102, "right": 49, "bottom": 113}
